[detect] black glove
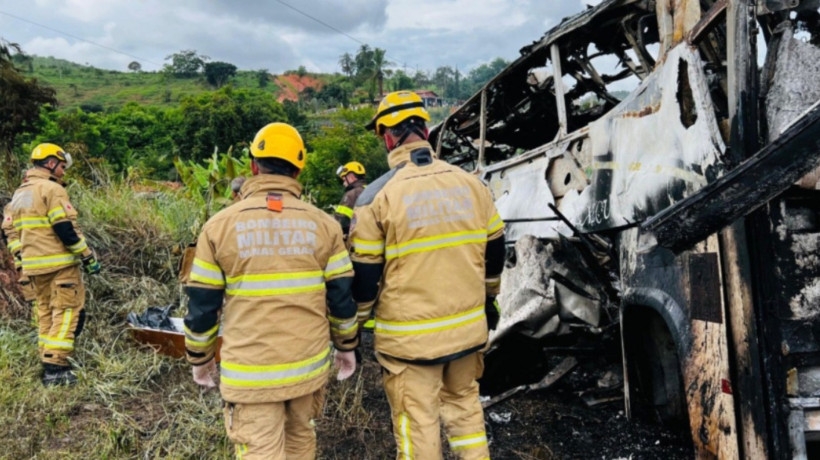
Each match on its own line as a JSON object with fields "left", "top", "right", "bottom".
{"left": 485, "top": 296, "right": 500, "bottom": 331}
{"left": 82, "top": 254, "right": 101, "bottom": 275}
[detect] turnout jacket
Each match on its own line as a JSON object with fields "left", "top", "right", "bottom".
{"left": 2, "top": 203, "right": 21, "bottom": 269}
{"left": 184, "top": 174, "right": 358, "bottom": 403}
{"left": 334, "top": 179, "right": 367, "bottom": 242}
{"left": 350, "top": 140, "right": 505, "bottom": 363}
{"left": 8, "top": 169, "right": 93, "bottom": 276}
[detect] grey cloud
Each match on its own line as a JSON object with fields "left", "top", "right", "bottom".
{"left": 2, "top": 1, "right": 599, "bottom": 74}
{"left": 199, "top": 0, "right": 388, "bottom": 35}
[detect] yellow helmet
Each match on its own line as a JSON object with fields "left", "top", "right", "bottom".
{"left": 336, "top": 161, "right": 366, "bottom": 179}
{"left": 365, "top": 91, "right": 430, "bottom": 136}
{"left": 250, "top": 122, "right": 306, "bottom": 171}
{"left": 31, "top": 143, "right": 72, "bottom": 168}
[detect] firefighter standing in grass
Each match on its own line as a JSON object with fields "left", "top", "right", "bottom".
{"left": 351, "top": 91, "right": 506, "bottom": 459}
{"left": 185, "top": 122, "right": 359, "bottom": 459}
{"left": 333, "top": 161, "right": 367, "bottom": 244}
{"left": 8, "top": 143, "right": 101, "bottom": 386}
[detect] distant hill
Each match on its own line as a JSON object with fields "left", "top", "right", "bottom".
{"left": 17, "top": 55, "right": 329, "bottom": 112}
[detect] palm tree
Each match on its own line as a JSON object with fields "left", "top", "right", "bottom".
{"left": 369, "top": 48, "right": 393, "bottom": 101}
{"left": 338, "top": 52, "right": 355, "bottom": 77}
{"left": 354, "top": 44, "right": 373, "bottom": 81}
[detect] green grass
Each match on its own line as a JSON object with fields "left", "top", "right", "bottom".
{"left": 22, "top": 56, "right": 289, "bottom": 113}
{"left": 0, "top": 316, "right": 234, "bottom": 459}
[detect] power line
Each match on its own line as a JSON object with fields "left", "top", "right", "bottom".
{"left": 0, "top": 10, "right": 163, "bottom": 66}
{"left": 272, "top": 0, "right": 415, "bottom": 74}
{"left": 273, "top": 0, "right": 366, "bottom": 46}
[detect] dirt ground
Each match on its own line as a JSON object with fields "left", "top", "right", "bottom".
{"left": 318, "top": 333, "right": 693, "bottom": 460}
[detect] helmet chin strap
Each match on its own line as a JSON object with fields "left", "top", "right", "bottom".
{"left": 385, "top": 125, "right": 426, "bottom": 152}
{"left": 44, "top": 159, "right": 60, "bottom": 175}
{"left": 384, "top": 134, "right": 397, "bottom": 152}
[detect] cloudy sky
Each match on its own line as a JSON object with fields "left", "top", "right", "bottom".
{"left": 0, "top": 0, "right": 602, "bottom": 74}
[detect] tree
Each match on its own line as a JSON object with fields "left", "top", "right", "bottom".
{"left": 412, "top": 70, "right": 431, "bottom": 88}
{"left": 164, "top": 49, "right": 208, "bottom": 77}
{"left": 315, "top": 81, "right": 352, "bottom": 108}
{"left": 127, "top": 61, "right": 142, "bottom": 72}
{"left": 433, "top": 66, "right": 455, "bottom": 97}
{"left": 452, "top": 67, "right": 461, "bottom": 99}
{"left": 338, "top": 52, "right": 355, "bottom": 77}
{"left": 354, "top": 44, "right": 373, "bottom": 83}
{"left": 31, "top": 103, "right": 178, "bottom": 177}
{"left": 390, "top": 70, "right": 414, "bottom": 91}
{"left": 204, "top": 61, "right": 237, "bottom": 88}
{"left": 172, "top": 87, "right": 288, "bottom": 161}
{"left": 351, "top": 45, "right": 393, "bottom": 101}
{"left": 11, "top": 53, "right": 33, "bottom": 72}
{"left": 369, "top": 48, "right": 393, "bottom": 100}
{"left": 0, "top": 39, "right": 57, "bottom": 186}
{"left": 300, "top": 108, "right": 386, "bottom": 210}
{"left": 256, "top": 69, "right": 269, "bottom": 88}
{"left": 282, "top": 100, "right": 309, "bottom": 134}
{"left": 464, "top": 57, "right": 509, "bottom": 96}
{"left": 300, "top": 86, "right": 317, "bottom": 103}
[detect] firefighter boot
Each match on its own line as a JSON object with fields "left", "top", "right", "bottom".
{"left": 42, "top": 363, "right": 77, "bottom": 386}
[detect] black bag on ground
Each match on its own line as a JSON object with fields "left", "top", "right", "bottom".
{"left": 127, "top": 304, "right": 176, "bottom": 331}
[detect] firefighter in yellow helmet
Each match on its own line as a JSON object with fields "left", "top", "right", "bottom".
{"left": 352, "top": 91, "right": 506, "bottom": 459}
{"left": 185, "top": 122, "right": 359, "bottom": 459}
{"left": 333, "top": 161, "right": 367, "bottom": 245}
{"left": 8, "top": 143, "right": 101, "bottom": 386}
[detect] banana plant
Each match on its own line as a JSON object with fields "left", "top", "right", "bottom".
{"left": 174, "top": 146, "right": 251, "bottom": 222}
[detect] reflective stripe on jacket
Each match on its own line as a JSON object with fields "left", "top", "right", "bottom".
{"left": 9, "top": 169, "right": 92, "bottom": 276}
{"left": 350, "top": 140, "right": 505, "bottom": 361}
{"left": 185, "top": 174, "right": 357, "bottom": 403}
{"left": 334, "top": 179, "right": 366, "bottom": 243}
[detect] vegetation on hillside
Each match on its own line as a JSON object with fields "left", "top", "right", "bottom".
{"left": 0, "top": 39, "right": 57, "bottom": 186}
{"left": 3, "top": 40, "right": 510, "bottom": 210}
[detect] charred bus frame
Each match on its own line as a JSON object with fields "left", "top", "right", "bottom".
{"left": 431, "top": 0, "right": 820, "bottom": 457}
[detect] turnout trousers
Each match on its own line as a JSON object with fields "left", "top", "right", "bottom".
{"left": 31, "top": 265, "right": 85, "bottom": 367}
{"left": 224, "top": 388, "right": 326, "bottom": 460}
{"left": 17, "top": 270, "right": 37, "bottom": 327}
{"left": 379, "top": 351, "right": 490, "bottom": 460}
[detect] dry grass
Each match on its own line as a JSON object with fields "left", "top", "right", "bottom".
{"left": 0, "top": 180, "right": 694, "bottom": 459}
{"left": 0, "top": 181, "right": 397, "bottom": 459}
{"left": 0, "top": 181, "right": 236, "bottom": 459}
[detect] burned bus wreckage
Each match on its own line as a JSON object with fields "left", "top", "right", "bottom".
{"left": 430, "top": 0, "right": 820, "bottom": 457}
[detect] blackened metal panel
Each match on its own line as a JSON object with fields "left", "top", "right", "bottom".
{"left": 640, "top": 100, "right": 820, "bottom": 253}
{"left": 688, "top": 253, "right": 723, "bottom": 323}
{"left": 564, "top": 45, "right": 727, "bottom": 232}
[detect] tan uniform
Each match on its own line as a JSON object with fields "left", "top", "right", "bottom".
{"left": 350, "top": 140, "right": 505, "bottom": 460}
{"left": 185, "top": 174, "right": 358, "bottom": 459}
{"left": 9, "top": 168, "right": 93, "bottom": 366}
{"left": 3, "top": 203, "right": 36, "bottom": 303}
{"left": 333, "top": 179, "right": 366, "bottom": 244}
